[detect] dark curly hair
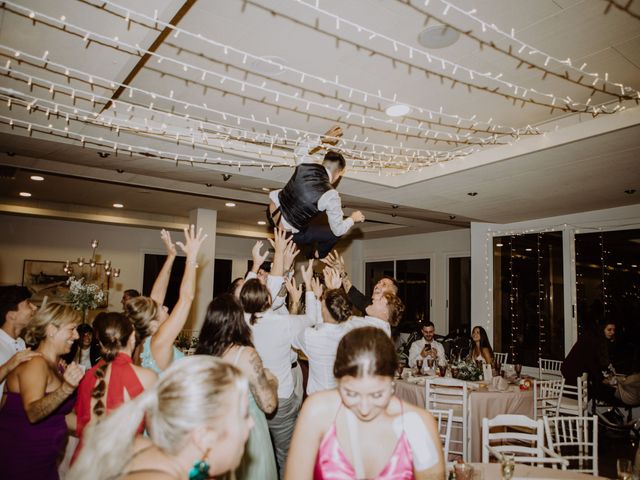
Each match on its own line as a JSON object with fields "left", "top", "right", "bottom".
{"left": 324, "top": 289, "right": 352, "bottom": 323}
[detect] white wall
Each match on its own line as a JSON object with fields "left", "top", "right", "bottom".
{"left": 362, "top": 229, "right": 471, "bottom": 335}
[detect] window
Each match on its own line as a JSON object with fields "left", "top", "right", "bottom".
{"left": 493, "top": 233, "right": 564, "bottom": 366}
{"left": 365, "top": 259, "right": 430, "bottom": 333}
{"left": 448, "top": 256, "right": 471, "bottom": 335}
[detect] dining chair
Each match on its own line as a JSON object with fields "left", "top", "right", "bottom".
{"left": 482, "top": 414, "right": 568, "bottom": 469}
{"left": 558, "top": 373, "right": 588, "bottom": 416}
{"left": 428, "top": 408, "right": 453, "bottom": 462}
{"left": 538, "top": 357, "right": 563, "bottom": 379}
{"left": 493, "top": 352, "right": 508, "bottom": 365}
{"left": 425, "top": 378, "right": 469, "bottom": 461}
{"left": 544, "top": 415, "right": 598, "bottom": 476}
{"left": 533, "top": 378, "right": 565, "bottom": 420}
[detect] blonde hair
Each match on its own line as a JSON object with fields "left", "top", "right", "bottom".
{"left": 124, "top": 296, "right": 158, "bottom": 345}
{"left": 68, "top": 355, "right": 248, "bottom": 480}
{"left": 23, "top": 301, "right": 81, "bottom": 347}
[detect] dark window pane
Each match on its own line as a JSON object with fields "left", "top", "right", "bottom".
{"left": 142, "top": 254, "right": 185, "bottom": 311}
{"left": 396, "top": 259, "right": 430, "bottom": 333}
{"left": 449, "top": 257, "right": 471, "bottom": 335}
{"left": 213, "top": 259, "right": 233, "bottom": 298}
{"left": 493, "top": 232, "right": 564, "bottom": 366}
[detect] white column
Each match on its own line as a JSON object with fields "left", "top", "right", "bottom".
{"left": 188, "top": 208, "right": 217, "bottom": 331}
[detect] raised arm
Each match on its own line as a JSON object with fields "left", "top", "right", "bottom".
{"left": 318, "top": 190, "right": 364, "bottom": 237}
{"left": 150, "top": 229, "right": 177, "bottom": 305}
{"left": 244, "top": 348, "right": 278, "bottom": 414}
{"left": 267, "top": 228, "right": 288, "bottom": 277}
{"left": 19, "top": 358, "right": 83, "bottom": 423}
{"left": 151, "top": 225, "right": 207, "bottom": 371}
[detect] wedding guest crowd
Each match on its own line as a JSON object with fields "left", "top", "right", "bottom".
{"left": 0, "top": 226, "right": 446, "bottom": 480}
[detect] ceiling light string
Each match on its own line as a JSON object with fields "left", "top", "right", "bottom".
{"left": 1, "top": 3, "right": 505, "bottom": 145}
{"left": 85, "top": 0, "right": 534, "bottom": 135}
{"left": 400, "top": 0, "right": 640, "bottom": 102}
{"left": 0, "top": 46, "right": 466, "bottom": 162}
{"left": 0, "top": 113, "right": 414, "bottom": 174}
{"left": 603, "top": 0, "right": 640, "bottom": 23}
{"left": 285, "top": 0, "right": 625, "bottom": 115}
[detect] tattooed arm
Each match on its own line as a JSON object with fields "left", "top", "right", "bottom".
{"left": 244, "top": 348, "right": 278, "bottom": 414}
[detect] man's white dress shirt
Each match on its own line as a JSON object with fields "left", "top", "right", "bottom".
{"left": 0, "top": 328, "right": 26, "bottom": 392}
{"left": 408, "top": 338, "right": 445, "bottom": 367}
{"left": 346, "top": 315, "right": 391, "bottom": 337}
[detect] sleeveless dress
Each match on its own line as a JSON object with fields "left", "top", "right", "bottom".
{"left": 314, "top": 405, "right": 415, "bottom": 480}
{"left": 0, "top": 390, "right": 76, "bottom": 480}
{"left": 140, "top": 336, "right": 184, "bottom": 374}
{"left": 228, "top": 346, "right": 278, "bottom": 480}
{"left": 72, "top": 352, "right": 146, "bottom": 462}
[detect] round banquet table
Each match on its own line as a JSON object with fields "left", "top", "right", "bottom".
{"left": 467, "top": 462, "right": 607, "bottom": 479}
{"left": 394, "top": 376, "right": 534, "bottom": 462}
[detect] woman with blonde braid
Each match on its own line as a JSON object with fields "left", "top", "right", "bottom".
{"left": 72, "top": 312, "right": 156, "bottom": 462}
{"left": 68, "top": 356, "right": 253, "bottom": 480}
{"left": 125, "top": 225, "right": 207, "bottom": 373}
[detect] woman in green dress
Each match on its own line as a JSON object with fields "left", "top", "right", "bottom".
{"left": 196, "top": 293, "right": 278, "bottom": 480}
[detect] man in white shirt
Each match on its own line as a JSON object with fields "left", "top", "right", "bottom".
{"left": 267, "top": 125, "right": 365, "bottom": 258}
{"left": 347, "top": 292, "right": 405, "bottom": 338}
{"left": 0, "top": 286, "right": 37, "bottom": 390}
{"left": 408, "top": 321, "right": 445, "bottom": 368}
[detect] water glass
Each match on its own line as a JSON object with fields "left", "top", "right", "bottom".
{"left": 500, "top": 454, "right": 515, "bottom": 480}
{"left": 514, "top": 364, "right": 522, "bottom": 378}
{"left": 617, "top": 458, "right": 633, "bottom": 480}
{"left": 454, "top": 462, "right": 474, "bottom": 480}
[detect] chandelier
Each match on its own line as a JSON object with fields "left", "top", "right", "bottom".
{"left": 63, "top": 239, "right": 120, "bottom": 280}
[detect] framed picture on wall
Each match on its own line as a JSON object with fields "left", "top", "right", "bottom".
{"left": 22, "top": 259, "right": 109, "bottom": 307}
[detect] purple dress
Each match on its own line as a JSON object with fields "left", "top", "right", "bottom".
{"left": 0, "top": 391, "right": 75, "bottom": 480}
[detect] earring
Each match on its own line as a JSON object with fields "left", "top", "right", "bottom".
{"left": 188, "top": 451, "right": 210, "bottom": 480}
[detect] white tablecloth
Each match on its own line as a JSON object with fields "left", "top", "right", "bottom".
{"left": 395, "top": 376, "right": 534, "bottom": 462}
{"left": 468, "top": 462, "right": 607, "bottom": 479}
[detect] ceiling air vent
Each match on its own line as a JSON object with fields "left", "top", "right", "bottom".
{"left": 0, "top": 166, "right": 17, "bottom": 179}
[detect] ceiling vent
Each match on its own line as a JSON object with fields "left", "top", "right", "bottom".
{"left": 0, "top": 166, "right": 17, "bottom": 179}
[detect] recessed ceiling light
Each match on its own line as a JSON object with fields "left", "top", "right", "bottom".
{"left": 225, "top": 202, "right": 236, "bottom": 207}
{"left": 19, "top": 192, "right": 31, "bottom": 197}
{"left": 385, "top": 104, "right": 411, "bottom": 117}
{"left": 261, "top": 187, "right": 270, "bottom": 192}
{"left": 257, "top": 220, "right": 266, "bottom": 226}
{"left": 632, "top": 264, "right": 638, "bottom": 268}
{"left": 30, "top": 175, "right": 44, "bottom": 181}
{"left": 616, "top": 262, "right": 622, "bottom": 266}
{"left": 496, "top": 243, "right": 504, "bottom": 247}
{"left": 417, "top": 25, "right": 460, "bottom": 49}
{"left": 113, "top": 203, "right": 124, "bottom": 208}
{"left": 525, "top": 248, "right": 532, "bottom": 252}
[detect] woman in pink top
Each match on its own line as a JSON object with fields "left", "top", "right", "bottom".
{"left": 286, "top": 327, "right": 445, "bottom": 480}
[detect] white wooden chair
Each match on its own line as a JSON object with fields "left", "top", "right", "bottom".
{"left": 482, "top": 414, "right": 568, "bottom": 468}
{"left": 544, "top": 415, "right": 598, "bottom": 476}
{"left": 429, "top": 408, "right": 453, "bottom": 461}
{"left": 533, "top": 378, "right": 565, "bottom": 420}
{"left": 558, "top": 373, "right": 588, "bottom": 416}
{"left": 493, "top": 352, "right": 508, "bottom": 365}
{"left": 426, "top": 378, "right": 469, "bottom": 461}
{"left": 538, "top": 357, "right": 563, "bottom": 379}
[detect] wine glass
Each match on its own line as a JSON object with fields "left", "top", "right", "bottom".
{"left": 416, "top": 358, "right": 424, "bottom": 375}
{"left": 617, "top": 458, "right": 632, "bottom": 479}
{"left": 438, "top": 360, "right": 447, "bottom": 377}
{"left": 426, "top": 357, "right": 435, "bottom": 372}
{"left": 514, "top": 364, "right": 522, "bottom": 379}
{"left": 500, "top": 454, "right": 515, "bottom": 480}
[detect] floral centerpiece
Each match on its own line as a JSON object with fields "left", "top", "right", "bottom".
{"left": 175, "top": 332, "right": 199, "bottom": 354}
{"left": 451, "top": 360, "right": 483, "bottom": 381}
{"left": 66, "top": 276, "right": 105, "bottom": 315}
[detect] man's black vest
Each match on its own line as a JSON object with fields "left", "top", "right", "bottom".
{"left": 278, "top": 163, "right": 333, "bottom": 231}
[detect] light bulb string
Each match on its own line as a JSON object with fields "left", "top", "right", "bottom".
{"left": 2, "top": 2, "right": 514, "bottom": 145}
{"left": 91, "top": 0, "right": 537, "bottom": 132}
{"left": 397, "top": 0, "right": 639, "bottom": 101}
{"left": 280, "top": 0, "right": 627, "bottom": 115}
{"left": 0, "top": 56, "right": 471, "bottom": 163}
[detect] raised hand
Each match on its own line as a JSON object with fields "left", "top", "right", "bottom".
{"left": 321, "top": 250, "right": 345, "bottom": 276}
{"left": 6, "top": 349, "right": 41, "bottom": 372}
{"left": 285, "top": 277, "right": 302, "bottom": 306}
{"left": 63, "top": 362, "right": 85, "bottom": 390}
{"left": 251, "top": 240, "right": 270, "bottom": 270}
{"left": 268, "top": 228, "right": 288, "bottom": 254}
{"left": 350, "top": 211, "right": 365, "bottom": 223}
{"left": 283, "top": 240, "right": 300, "bottom": 273}
{"left": 323, "top": 266, "right": 342, "bottom": 290}
{"left": 310, "top": 277, "right": 324, "bottom": 299}
{"left": 176, "top": 225, "right": 207, "bottom": 260}
{"left": 160, "top": 229, "right": 177, "bottom": 256}
{"left": 322, "top": 125, "right": 343, "bottom": 145}
{"left": 300, "top": 259, "right": 315, "bottom": 289}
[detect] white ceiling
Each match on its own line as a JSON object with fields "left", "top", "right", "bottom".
{"left": 0, "top": 0, "right": 639, "bottom": 237}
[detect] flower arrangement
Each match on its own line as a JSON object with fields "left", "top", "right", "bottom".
{"left": 175, "top": 332, "right": 199, "bottom": 353}
{"left": 66, "top": 276, "right": 105, "bottom": 312}
{"left": 451, "top": 360, "right": 483, "bottom": 381}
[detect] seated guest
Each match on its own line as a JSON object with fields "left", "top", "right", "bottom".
{"left": 0, "top": 285, "right": 37, "bottom": 391}
{"left": 125, "top": 226, "right": 206, "bottom": 373}
{"left": 469, "top": 326, "right": 493, "bottom": 364}
{"left": 63, "top": 323, "right": 97, "bottom": 370}
{"left": 322, "top": 250, "right": 398, "bottom": 314}
{"left": 0, "top": 301, "right": 84, "bottom": 480}
{"left": 121, "top": 289, "right": 140, "bottom": 310}
{"left": 285, "top": 327, "right": 445, "bottom": 479}
{"left": 408, "top": 321, "right": 445, "bottom": 368}
{"left": 72, "top": 312, "right": 157, "bottom": 462}
{"left": 292, "top": 288, "right": 353, "bottom": 395}
{"left": 68, "top": 356, "right": 253, "bottom": 480}
{"left": 196, "top": 294, "right": 278, "bottom": 480}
